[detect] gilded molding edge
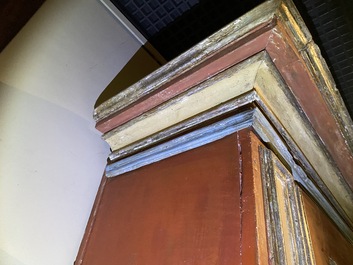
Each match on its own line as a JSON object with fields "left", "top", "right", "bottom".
{"left": 259, "top": 147, "right": 316, "bottom": 265}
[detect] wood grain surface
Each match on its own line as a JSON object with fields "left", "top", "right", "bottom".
{"left": 301, "top": 191, "right": 353, "bottom": 265}
{"left": 238, "top": 129, "right": 269, "bottom": 265}
{"left": 79, "top": 135, "right": 242, "bottom": 264}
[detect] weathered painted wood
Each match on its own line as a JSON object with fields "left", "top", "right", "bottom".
{"left": 259, "top": 147, "right": 316, "bottom": 265}
{"left": 253, "top": 104, "right": 353, "bottom": 238}
{"left": 95, "top": 31, "right": 272, "bottom": 133}
{"left": 266, "top": 24, "right": 353, "bottom": 189}
{"left": 254, "top": 55, "right": 353, "bottom": 224}
{"left": 105, "top": 109, "right": 254, "bottom": 177}
{"left": 108, "top": 91, "right": 258, "bottom": 161}
{"left": 301, "top": 191, "right": 353, "bottom": 264}
{"left": 79, "top": 136, "right": 243, "bottom": 264}
{"left": 105, "top": 106, "right": 353, "bottom": 243}
{"left": 93, "top": 0, "right": 353, "bottom": 255}
{"left": 292, "top": 164, "right": 353, "bottom": 245}
{"left": 103, "top": 54, "right": 263, "bottom": 151}
{"left": 93, "top": 0, "right": 279, "bottom": 122}
{"left": 101, "top": 50, "right": 353, "bottom": 227}
{"left": 238, "top": 130, "right": 270, "bottom": 265}
{"left": 95, "top": 0, "right": 353, "bottom": 201}
{"left": 275, "top": 1, "right": 353, "bottom": 152}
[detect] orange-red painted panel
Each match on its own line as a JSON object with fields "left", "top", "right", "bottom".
{"left": 301, "top": 191, "right": 353, "bottom": 264}
{"left": 80, "top": 135, "right": 242, "bottom": 265}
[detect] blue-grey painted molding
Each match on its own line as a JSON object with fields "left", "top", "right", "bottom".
{"left": 106, "top": 109, "right": 255, "bottom": 177}
{"left": 108, "top": 91, "right": 258, "bottom": 161}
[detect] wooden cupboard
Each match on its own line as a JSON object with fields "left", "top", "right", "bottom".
{"left": 76, "top": 0, "right": 353, "bottom": 264}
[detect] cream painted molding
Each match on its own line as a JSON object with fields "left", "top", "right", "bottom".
{"left": 103, "top": 54, "right": 262, "bottom": 150}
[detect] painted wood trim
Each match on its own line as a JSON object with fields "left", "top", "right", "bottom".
{"left": 92, "top": 0, "right": 353, "bottom": 248}
{"left": 253, "top": 102, "right": 353, "bottom": 243}
{"left": 94, "top": 0, "right": 353, "bottom": 158}
{"left": 103, "top": 54, "right": 263, "bottom": 151}
{"left": 292, "top": 164, "right": 353, "bottom": 245}
{"left": 105, "top": 109, "right": 254, "bottom": 177}
{"left": 260, "top": 146, "right": 315, "bottom": 265}
{"left": 254, "top": 57, "right": 353, "bottom": 224}
{"left": 94, "top": 0, "right": 353, "bottom": 199}
{"left": 108, "top": 91, "right": 257, "bottom": 161}
{"left": 255, "top": 101, "right": 353, "bottom": 233}
{"left": 95, "top": 30, "right": 272, "bottom": 133}
{"left": 100, "top": 50, "right": 353, "bottom": 226}
{"left": 266, "top": 22, "right": 353, "bottom": 190}
{"left": 238, "top": 130, "right": 270, "bottom": 265}
{"left": 93, "top": 0, "right": 280, "bottom": 122}
{"left": 275, "top": 0, "right": 353, "bottom": 153}
{"left": 104, "top": 108, "right": 274, "bottom": 177}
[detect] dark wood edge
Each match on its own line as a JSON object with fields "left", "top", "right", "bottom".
{"left": 74, "top": 175, "right": 108, "bottom": 265}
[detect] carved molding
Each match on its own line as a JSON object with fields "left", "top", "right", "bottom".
{"left": 93, "top": 0, "right": 353, "bottom": 251}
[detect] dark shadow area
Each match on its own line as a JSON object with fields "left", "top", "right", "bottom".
{"left": 0, "top": 0, "right": 45, "bottom": 52}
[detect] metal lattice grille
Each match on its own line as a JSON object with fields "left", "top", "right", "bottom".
{"left": 111, "top": 0, "right": 200, "bottom": 37}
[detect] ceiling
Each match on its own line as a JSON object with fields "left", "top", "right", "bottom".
{"left": 111, "top": 0, "right": 353, "bottom": 117}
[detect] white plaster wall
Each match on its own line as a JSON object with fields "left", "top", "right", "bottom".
{"left": 0, "top": 0, "right": 140, "bottom": 264}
